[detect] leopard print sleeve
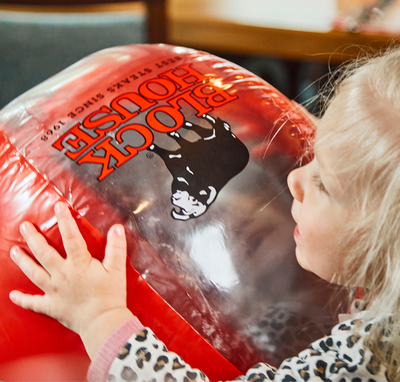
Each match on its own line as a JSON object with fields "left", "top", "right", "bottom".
{"left": 107, "top": 328, "right": 212, "bottom": 382}
{"left": 106, "top": 318, "right": 389, "bottom": 382}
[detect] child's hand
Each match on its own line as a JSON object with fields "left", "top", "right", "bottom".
{"left": 9, "top": 202, "right": 133, "bottom": 358}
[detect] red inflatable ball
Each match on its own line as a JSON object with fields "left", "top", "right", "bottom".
{"left": 0, "top": 44, "right": 343, "bottom": 381}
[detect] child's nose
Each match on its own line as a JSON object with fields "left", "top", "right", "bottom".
{"left": 287, "top": 167, "right": 304, "bottom": 202}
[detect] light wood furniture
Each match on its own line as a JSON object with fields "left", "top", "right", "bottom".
{"left": 168, "top": 0, "right": 400, "bottom": 64}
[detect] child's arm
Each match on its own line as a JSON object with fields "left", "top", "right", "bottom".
{"left": 9, "top": 202, "right": 134, "bottom": 359}
{"left": 8, "top": 202, "right": 374, "bottom": 382}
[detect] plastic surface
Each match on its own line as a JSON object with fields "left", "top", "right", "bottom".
{"left": 0, "top": 44, "right": 344, "bottom": 381}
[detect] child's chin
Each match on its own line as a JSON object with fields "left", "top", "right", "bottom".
{"left": 295, "top": 247, "right": 312, "bottom": 273}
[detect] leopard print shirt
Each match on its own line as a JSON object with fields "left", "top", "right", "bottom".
{"left": 106, "top": 317, "right": 390, "bottom": 382}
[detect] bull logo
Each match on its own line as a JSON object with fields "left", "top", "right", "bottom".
{"left": 148, "top": 114, "right": 249, "bottom": 220}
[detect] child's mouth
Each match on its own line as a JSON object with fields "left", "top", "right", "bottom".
{"left": 294, "top": 225, "right": 300, "bottom": 239}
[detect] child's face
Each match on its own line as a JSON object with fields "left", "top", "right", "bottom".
{"left": 287, "top": 102, "right": 352, "bottom": 283}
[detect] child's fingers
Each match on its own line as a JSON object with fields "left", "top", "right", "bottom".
{"left": 10, "top": 246, "right": 51, "bottom": 290}
{"left": 9, "top": 290, "right": 48, "bottom": 315}
{"left": 54, "top": 202, "right": 89, "bottom": 261}
{"left": 19, "top": 222, "right": 64, "bottom": 274}
{"left": 103, "top": 225, "right": 127, "bottom": 273}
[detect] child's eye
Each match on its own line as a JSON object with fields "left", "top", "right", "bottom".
{"left": 312, "top": 173, "right": 328, "bottom": 193}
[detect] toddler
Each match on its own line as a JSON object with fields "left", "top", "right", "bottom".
{"left": 9, "top": 47, "right": 400, "bottom": 381}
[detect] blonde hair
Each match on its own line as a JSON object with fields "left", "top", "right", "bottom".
{"left": 318, "top": 46, "right": 400, "bottom": 380}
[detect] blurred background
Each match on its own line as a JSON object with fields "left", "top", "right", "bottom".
{"left": 0, "top": 0, "right": 398, "bottom": 111}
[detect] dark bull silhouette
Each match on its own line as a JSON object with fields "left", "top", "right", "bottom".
{"left": 148, "top": 114, "right": 250, "bottom": 220}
